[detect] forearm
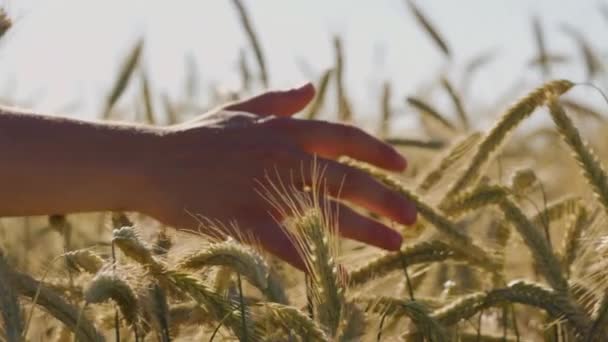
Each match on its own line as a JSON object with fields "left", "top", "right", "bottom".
{"left": 0, "top": 106, "right": 161, "bottom": 216}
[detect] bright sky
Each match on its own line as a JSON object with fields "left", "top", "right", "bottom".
{"left": 0, "top": 0, "right": 605, "bottom": 127}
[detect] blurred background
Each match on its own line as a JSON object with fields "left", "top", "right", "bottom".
{"left": 0, "top": 0, "right": 607, "bottom": 131}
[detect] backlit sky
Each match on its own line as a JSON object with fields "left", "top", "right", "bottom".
{"left": 0, "top": 0, "right": 605, "bottom": 127}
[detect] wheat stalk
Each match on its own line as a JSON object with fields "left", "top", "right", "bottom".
{"left": 337, "top": 302, "right": 365, "bottom": 341}
{"left": 532, "top": 16, "right": 550, "bottom": 77}
{"left": 441, "top": 77, "right": 469, "bottom": 129}
{"left": 306, "top": 69, "right": 333, "bottom": 120}
{"left": 0, "top": 252, "right": 22, "bottom": 342}
{"left": 140, "top": 282, "right": 170, "bottom": 342}
{"left": 231, "top": 0, "right": 268, "bottom": 87}
{"left": 379, "top": 80, "right": 392, "bottom": 137}
{"left": 102, "top": 39, "right": 144, "bottom": 119}
{"left": 333, "top": 36, "right": 352, "bottom": 122}
{"left": 406, "top": 0, "right": 450, "bottom": 57}
{"left": 406, "top": 96, "right": 456, "bottom": 132}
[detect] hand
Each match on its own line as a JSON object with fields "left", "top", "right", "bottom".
{"left": 141, "top": 83, "right": 417, "bottom": 270}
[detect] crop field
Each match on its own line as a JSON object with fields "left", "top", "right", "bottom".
{"left": 2, "top": 1, "right": 608, "bottom": 341}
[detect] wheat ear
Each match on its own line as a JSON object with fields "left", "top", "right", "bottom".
{"left": 349, "top": 240, "right": 480, "bottom": 287}
{"left": 165, "top": 269, "right": 259, "bottom": 340}
{"left": 112, "top": 224, "right": 256, "bottom": 338}
{"left": 289, "top": 209, "right": 343, "bottom": 336}
{"left": 548, "top": 100, "right": 608, "bottom": 216}
{"left": 84, "top": 270, "right": 139, "bottom": 328}
{"left": 360, "top": 296, "right": 448, "bottom": 341}
{"left": 261, "top": 302, "right": 328, "bottom": 341}
{"left": 177, "top": 239, "right": 279, "bottom": 302}
{"left": 345, "top": 158, "right": 497, "bottom": 271}
{"left": 112, "top": 226, "right": 165, "bottom": 275}
{"left": 562, "top": 207, "right": 596, "bottom": 274}
{"left": 64, "top": 249, "right": 104, "bottom": 274}
{"left": 442, "top": 79, "right": 574, "bottom": 200}
{"left": 433, "top": 280, "right": 590, "bottom": 335}
{"left": 417, "top": 132, "right": 482, "bottom": 193}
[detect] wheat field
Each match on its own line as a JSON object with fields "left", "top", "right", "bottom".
{"left": 2, "top": 1, "right": 608, "bottom": 341}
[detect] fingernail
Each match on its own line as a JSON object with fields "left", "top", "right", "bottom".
{"left": 289, "top": 82, "right": 314, "bottom": 94}
{"left": 394, "top": 154, "right": 407, "bottom": 171}
{"left": 386, "top": 229, "right": 403, "bottom": 251}
{"left": 402, "top": 202, "right": 417, "bottom": 226}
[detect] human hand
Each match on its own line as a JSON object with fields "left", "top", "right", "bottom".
{"left": 140, "top": 83, "right": 417, "bottom": 270}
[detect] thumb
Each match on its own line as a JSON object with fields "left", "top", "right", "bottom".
{"left": 223, "top": 83, "right": 315, "bottom": 117}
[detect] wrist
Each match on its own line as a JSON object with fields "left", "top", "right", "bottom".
{"left": 0, "top": 111, "right": 166, "bottom": 216}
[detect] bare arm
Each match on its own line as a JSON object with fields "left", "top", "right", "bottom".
{"left": 0, "top": 106, "right": 158, "bottom": 216}
{"left": 0, "top": 83, "right": 417, "bottom": 270}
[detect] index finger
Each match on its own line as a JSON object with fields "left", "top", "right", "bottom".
{"left": 223, "top": 83, "right": 316, "bottom": 117}
{"left": 267, "top": 118, "right": 407, "bottom": 172}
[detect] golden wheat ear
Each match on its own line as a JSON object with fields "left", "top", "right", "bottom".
{"left": 548, "top": 100, "right": 608, "bottom": 215}
{"left": 359, "top": 296, "right": 448, "bottom": 341}
{"left": 442, "top": 79, "right": 574, "bottom": 201}
{"left": 260, "top": 302, "right": 329, "bottom": 341}
{"left": 256, "top": 158, "right": 346, "bottom": 336}
{"left": 84, "top": 269, "right": 139, "bottom": 329}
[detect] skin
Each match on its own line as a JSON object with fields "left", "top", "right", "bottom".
{"left": 0, "top": 83, "right": 416, "bottom": 271}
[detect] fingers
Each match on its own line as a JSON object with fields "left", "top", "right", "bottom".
{"left": 268, "top": 118, "right": 406, "bottom": 172}
{"left": 251, "top": 219, "right": 307, "bottom": 271}
{"left": 329, "top": 199, "right": 403, "bottom": 251}
{"left": 293, "top": 155, "right": 417, "bottom": 226}
{"left": 223, "top": 83, "right": 315, "bottom": 117}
